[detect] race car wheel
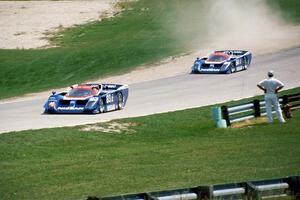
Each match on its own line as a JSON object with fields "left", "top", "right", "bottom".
{"left": 98, "top": 98, "right": 105, "bottom": 113}
{"left": 117, "top": 92, "right": 124, "bottom": 110}
{"left": 243, "top": 58, "right": 249, "bottom": 70}
{"left": 231, "top": 65, "right": 236, "bottom": 73}
{"left": 243, "top": 61, "right": 248, "bottom": 70}
{"left": 226, "top": 64, "right": 235, "bottom": 74}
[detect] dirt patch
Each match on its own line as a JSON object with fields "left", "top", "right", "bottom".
{"left": 0, "top": 0, "right": 120, "bottom": 49}
{"left": 231, "top": 117, "right": 268, "bottom": 128}
{"left": 80, "top": 122, "right": 137, "bottom": 134}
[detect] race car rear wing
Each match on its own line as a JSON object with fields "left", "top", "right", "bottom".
{"left": 86, "top": 83, "right": 126, "bottom": 91}
{"left": 102, "top": 84, "right": 126, "bottom": 90}
{"left": 215, "top": 50, "right": 249, "bottom": 56}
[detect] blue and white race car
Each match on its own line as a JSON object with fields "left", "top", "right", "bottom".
{"left": 44, "top": 83, "right": 129, "bottom": 114}
{"left": 191, "top": 50, "right": 252, "bottom": 74}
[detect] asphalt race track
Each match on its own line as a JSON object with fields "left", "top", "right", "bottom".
{"left": 1, "top": 47, "right": 300, "bottom": 133}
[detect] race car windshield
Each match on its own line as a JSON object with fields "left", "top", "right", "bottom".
{"left": 208, "top": 54, "right": 228, "bottom": 61}
{"left": 68, "top": 89, "right": 92, "bottom": 97}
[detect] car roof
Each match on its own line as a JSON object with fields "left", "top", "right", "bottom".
{"left": 210, "top": 52, "right": 230, "bottom": 58}
{"left": 71, "top": 84, "right": 100, "bottom": 90}
{"left": 207, "top": 52, "right": 230, "bottom": 61}
{"left": 73, "top": 85, "right": 93, "bottom": 90}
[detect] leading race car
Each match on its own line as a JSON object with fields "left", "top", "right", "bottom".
{"left": 43, "top": 83, "right": 129, "bottom": 114}
{"left": 191, "top": 50, "right": 252, "bottom": 74}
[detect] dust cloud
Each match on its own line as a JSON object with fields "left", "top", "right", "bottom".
{"left": 169, "top": 0, "right": 300, "bottom": 55}
{"left": 97, "top": 0, "right": 300, "bottom": 86}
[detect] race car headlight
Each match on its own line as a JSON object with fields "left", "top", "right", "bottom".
{"left": 221, "top": 62, "right": 230, "bottom": 70}
{"left": 223, "top": 62, "right": 230, "bottom": 67}
{"left": 85, "top": 97, "right": 99, "bottom": 109}
{"left": 89, "top": 97, "right": 99, "bottom": 102}
{"left": 48, "top": 101, "right": 56, "bottom": 108}
{"left": 192, "top": 63, "right": 200, "bottom": 69}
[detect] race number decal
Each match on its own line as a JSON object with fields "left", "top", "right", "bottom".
{"left": 236, "top": 58, "right": 241, "bottom": 65}
{"left": 106, "top": 94, "right": 114, "bottom": 103}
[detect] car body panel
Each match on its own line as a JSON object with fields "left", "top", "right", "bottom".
{"left": 43, "top": 83, "right": 129, "bottom": 114}
{"left": 191, "top": 50, "right": 252, "bottom": 74}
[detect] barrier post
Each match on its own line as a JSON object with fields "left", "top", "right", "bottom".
{"left": 253, "top": 99, "right": 261, "bottom": 117}
{"left": 212, "top": 107, "right": 222, "bottom": 122}
{"left": 282, "top": 95, "right": 293, "bottom": 118}
{"left": 288, "top": 176, "right": 300, "bottom": 200}
{"left": 212, "top": 107, "right": 227, "bottom": 128}
{"left": 282, "top": 95, "right": 289, "bottom": 106}
{"left": 199, "top": 186, "right": 212, "bottom": 200}
{"left": 221, "top": 105, "right": 230, "bottom": 126}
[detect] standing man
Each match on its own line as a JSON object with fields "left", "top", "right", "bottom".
{"left": 257, "top": 70, "right": 285, "bottom": 123}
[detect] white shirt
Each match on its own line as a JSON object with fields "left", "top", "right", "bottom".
{"left": 258, "top": 77, "right": 284, "bottom": 94}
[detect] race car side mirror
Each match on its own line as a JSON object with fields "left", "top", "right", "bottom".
{"left": 52, "top": 91, "right": 56, "bottom": 95}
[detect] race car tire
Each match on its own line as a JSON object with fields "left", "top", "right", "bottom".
{"left": 226, "top": 68, "right": 231, "bottom": 74}
{"left": 117, "top": 92, "right": 124, "bottom": 110}
{"left": 44, "top": 109, "right": 55, "bottom": 114}
{"left": 231, "top": 65, "right": 236, "bottom": 73}
{"left": 98, "top": 98, "right": 105, "bottom": 113}
{"left": 226, "top": 64, "right": 235, "bottom": 74}
{"left": 243, "top": 58, "right": 249, "bottom": 70}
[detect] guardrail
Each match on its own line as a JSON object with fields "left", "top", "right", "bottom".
{"left": 221, "top": 93, "right": 300, "bottom": 126}
{"left": 86, "top": 176, "right": 300, "bottom": 200}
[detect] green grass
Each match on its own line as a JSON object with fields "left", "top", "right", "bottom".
{"left": 2, "top": 0, "right": 300, "bottom": 100}
{"left": 0, "top": 0, "right": 201, "bottom": 99}
{"left": 1, "top": 88, "right": 300, "bottom": 200}
{"left": 267, "top": 0, "right": 300, "bottom": 23}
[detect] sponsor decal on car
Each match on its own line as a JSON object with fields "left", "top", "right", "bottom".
{"left": 57, "top": 107, "right": 84, "bottom": 110}
{"left": 105, "top": 84, "right": 117, "bottom": 89}
{"left": 106, "top": 104, "right": 116, "bottom": 111}
{"left": 200, "top": 68, "right": 221, "bottom": 72}
{"left": 237, "top": 66, "right": 244, "bottom": 71}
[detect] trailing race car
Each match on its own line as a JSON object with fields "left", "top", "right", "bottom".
{"left": 44, "top": 83, "right": 129, "bottom": 114}
{"left": 191, "top": 50, "right": 252, "bottom": 74}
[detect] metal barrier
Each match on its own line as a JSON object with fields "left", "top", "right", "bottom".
{"left": 247, "top": 178, "right": 291, "bottom": 199}
{"left": 282, "top": 93, "right": 300, "bottom": 109}
{"left": 200, "top": 182, "right": 247, "bottom": 200}
{"left": 148, "top": 188, "right": 199, "bottom": 200}
{"left": 87, "top": 176, "right": 300, "bottom": 200}
{"left": 221, "top": 92, "right": 300, "bottom": 126}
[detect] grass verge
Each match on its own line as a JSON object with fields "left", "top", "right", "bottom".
{"left": 267, "top": 0, "right": 300, "bottom": 24}
{"left": 0, "top": 0, "right": 198, "bottom": 99}
{"left": 1, "top": 88, "right": 300, "bottom": 200}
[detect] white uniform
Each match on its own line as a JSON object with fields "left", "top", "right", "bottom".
{"left": 258, "top": 77, "right": 285, "bottom": 123}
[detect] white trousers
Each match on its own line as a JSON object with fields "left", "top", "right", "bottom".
{"left": 264, "top": 94, "right": 285, "bottom": 123}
